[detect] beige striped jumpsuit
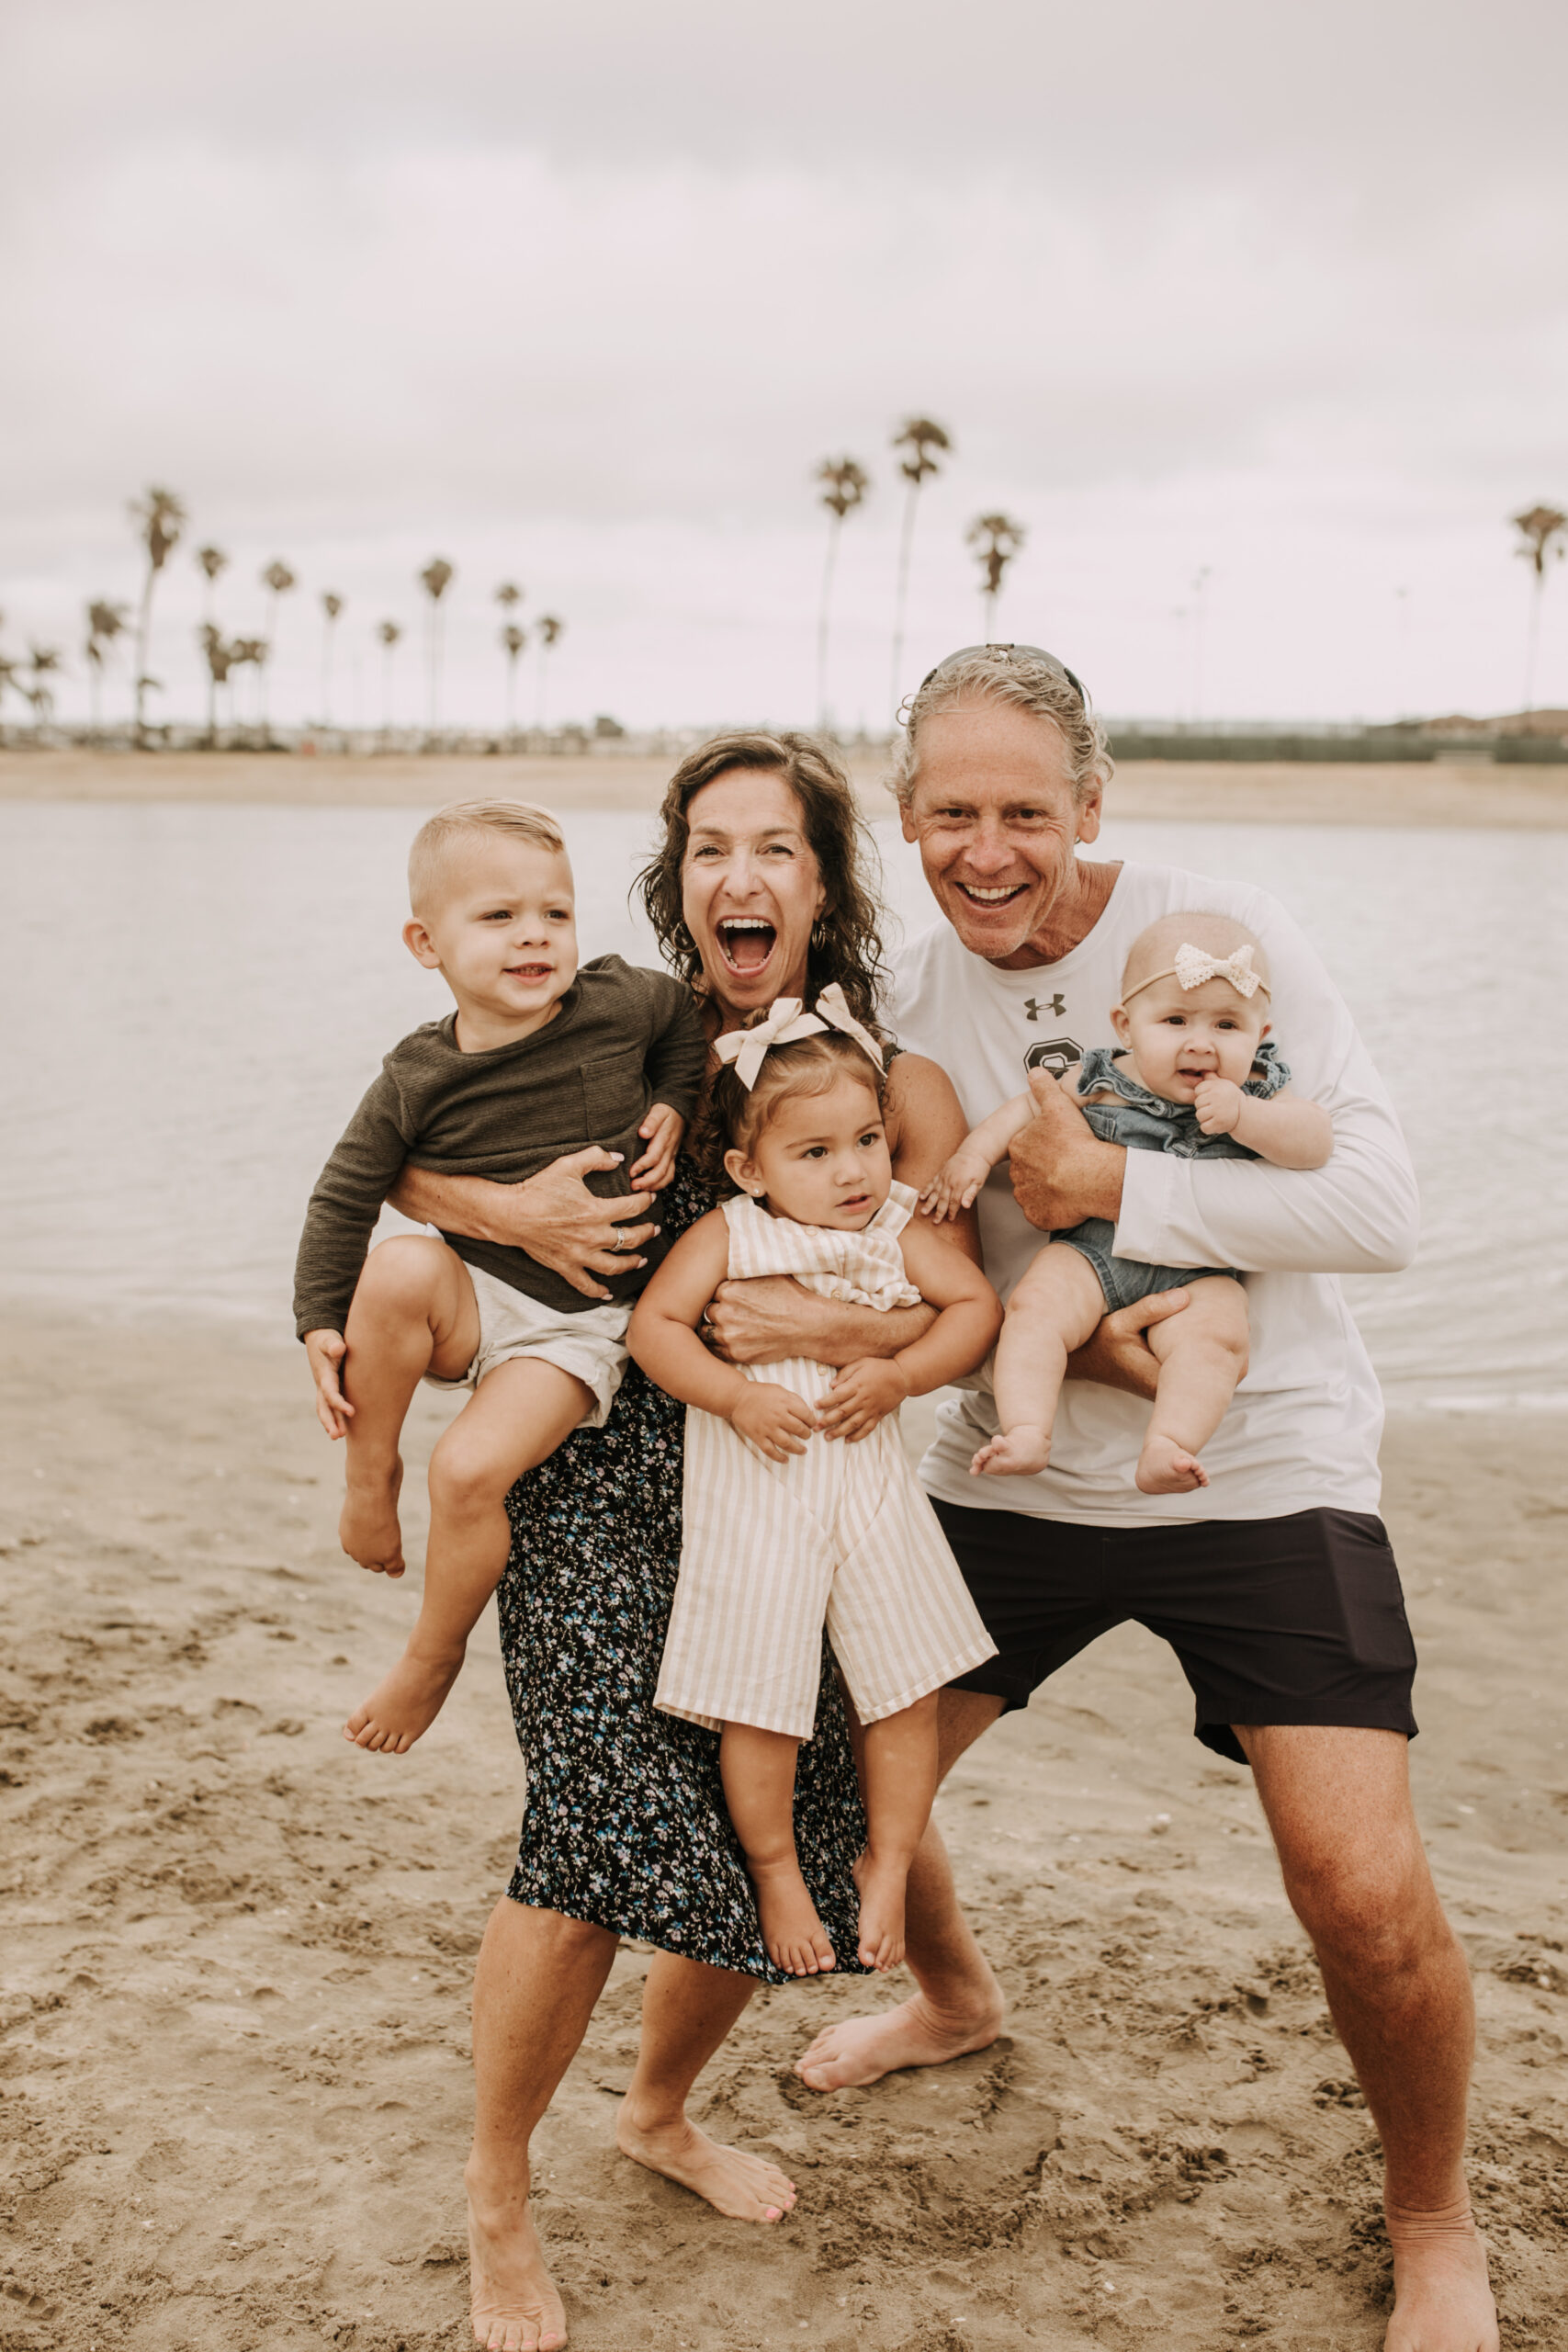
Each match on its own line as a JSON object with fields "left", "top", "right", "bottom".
{"left": 655, "top": 1182, "right": 998, "bottom": 1739}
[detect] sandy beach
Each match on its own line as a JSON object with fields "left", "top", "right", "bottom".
{"left": 2, "top": 1312, "right": 1564, "bottom": 2351}
{"left": 4, "top": 748, "right": 1568, "bottom": 829}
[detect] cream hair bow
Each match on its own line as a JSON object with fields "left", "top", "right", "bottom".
{"left": 714, "top": 982, "right": 886, "bottom": 1091}
{"left": 1125, "top": 942, "right": 1269, "bottom": 1003}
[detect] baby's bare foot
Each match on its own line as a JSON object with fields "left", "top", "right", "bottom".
{"left": 853, "top": 1849, "right": 908, "bottom": 1972}
{"left": 751, "top": 1861, "right": 835, "bottom": 1977}
{"left": 971, "top": 1426, "right": 1050, "bottom": 1477}
{"left": 340, "top": 1459, "right": 406, "bottom": 1577}
{"left": 1136, "top": 1435, "right": 1210, "bottom": 1495}
{"left": 344, "top": 1645, "right": 464, "bottom": 1753}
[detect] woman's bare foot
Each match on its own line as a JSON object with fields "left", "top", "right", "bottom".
{"left": 340, "top": 1459, "right": 406, "bottom": 1576}
{"left": 466, "top": 2162, "right": 567, "bottom": 2352}
{"left": 853, "top": 1849, "right": 908, "bottom": 1972}
{"left": 615, "top": 2098, "right": 796, "bottom": 2222}
{"left": 1135, "top": 1434, "right": 1210, "bottom": 1495}
{"left": 344, "top": 1644, "right": 464, "bottom": 1753}
{"left": 795, "top": 1983, "right": 1004, "bottom": 2090}
{"left": 1385, "top": 2202, "right": 1498, "bottom": 2352}
{"left": 970, "top": 1426, "right": 1050, "bottom": 1478}
{"left": 750, "top": 1859, "right": 835, "bottom": 1976}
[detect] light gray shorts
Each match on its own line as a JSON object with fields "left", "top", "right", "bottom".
{"left": 423, "top": 1261, "right": 630, "bottom": 1429}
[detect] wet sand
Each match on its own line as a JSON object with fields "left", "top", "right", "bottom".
{"left": 2, "top": 1313, "right": 1564, "bottom": 2349}
{"left": 4, "top": 747, "right": 1568, "bottom": 828}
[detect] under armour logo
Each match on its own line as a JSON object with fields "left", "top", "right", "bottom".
{"left": 1023, "top": 995, "right": 1066, "bottom": 1023}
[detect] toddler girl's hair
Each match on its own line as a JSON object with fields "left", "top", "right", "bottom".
{"left": 701, "top": 1025, "right": 887, "bottom": 1188}
{"left": 408, "top": 797, "right": 566, "bottom": 913}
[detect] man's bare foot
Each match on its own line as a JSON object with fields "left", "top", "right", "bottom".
{"left": 853, "top": 1849, "right": 908, "bottom": 1972}
{"left": 340, "top": 1460, "right": 406, "bottom": 1577}
{"left": 1385, "top": 2202, "right": 1498, "bottom": 2352}
{"left": 1135, "top": 1434, "right": 1209, "bottom": 1494}
{"left": 971, "top": 1426, "right": 1050, "bottom": 1477}
{"left": 615, "top": 2099, "right": 796, "bottom": 2222}
{"left": 795, "top": 1983, "right": 1004, "bottom": 2090}
{"left": 344, "top": 1645, "right": 464, "bottom": 1753}
{"left": 467, "top": 2165, "right": 567, "bottom": 2352}
{"left": 751, "top": 1860, "right": 835, "bottom": 1976}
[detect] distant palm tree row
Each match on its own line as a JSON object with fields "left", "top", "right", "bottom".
{"left": 11, "top": 488, "right": 568, "bottom": 748}
{"left": 812, "top": 414, "right": 1030, "bottom": 729}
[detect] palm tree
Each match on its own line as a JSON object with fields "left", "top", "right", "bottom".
{"left": 259, "top": 561, "right": 296, "bottom": 739}
{"left": 419, "top": 558, "right": 456, "bottom": 739}
{"left": 129, "top": 485, "right": 186, "bottom": 746}
{"left": 197, "top": 623, "right": 239, "bottom": 747}
{"left": 378, "top": 619, "right": 403, "bottom": 745}
{"left": 230, "top": 637, "right": 267, "bottom": 741}
{"left": 496, "top": 581, "right": 523, "bottom": 616}
{"left": 535, "top": 614, "right": 563, "bottom": 731}
{"left": 320, "top": 592, "right": 345, "bottom": 730}
{"left": 27, "top": 646, "right": 62, "bottom": 732}
{"left": 1513, "top": 503, "right": 1567, "bottom": 711}
{"left": 85, "top": 599, "right": 130, "bottom": 735}
{"left": 966, "top": 512, "right": 1027, "bottom": 639}
{"left": 888, "top": 416, "right": 952, "bottom": 719}
{"left": 814, "top": 458, "right": 870, "bottom": 733}
{"left": 500, "top": 622, "right": 527, "bottom": 747}
{"left": 196, "top": 545, "right": 228, "bottom": 620}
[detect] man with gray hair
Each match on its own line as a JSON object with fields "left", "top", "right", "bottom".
{"left": 794, "top": 647, "right": 1496, "bottom": 2352}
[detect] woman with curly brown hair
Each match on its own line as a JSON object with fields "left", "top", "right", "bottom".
{"left": 383, "top": 731, "right": 978, "bottom": 2350}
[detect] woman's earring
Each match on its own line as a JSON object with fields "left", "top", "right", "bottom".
{"left": 810, "top": 919, "right": 829, "bottom": 953}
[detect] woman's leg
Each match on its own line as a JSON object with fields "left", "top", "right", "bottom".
{"left": 1136, "top": 1275, "right": 1249, "bottom": 1494}
{"left": 616, "top": 1953, "right": 797, "bottom": 2222}
{"left": 467, "top": 1898, "right": 619, "bottom": 2352}
{"left": 975, "top": 1244, "right": 1106, "bottom": 1477}
{"left": 720, "top": 1723, "right": 837, "bottom": 1977}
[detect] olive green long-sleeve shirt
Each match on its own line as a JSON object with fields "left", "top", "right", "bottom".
{"left": 293, "top": 956, "right": 706, "bottom": 1336}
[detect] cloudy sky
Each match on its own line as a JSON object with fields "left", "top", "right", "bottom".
{"left": 3, "top": 0, "right": 1566, "bottom": 731}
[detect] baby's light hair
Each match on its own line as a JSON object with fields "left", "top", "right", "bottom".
{"left": 1120, "top": 911, "right": 1271, "bottom": 1007}
{"left": 408, "top": 797, "right": 568, "bottom": 913}
{"left": 702, "top": 1029, "right": 886, "bottom": 1186}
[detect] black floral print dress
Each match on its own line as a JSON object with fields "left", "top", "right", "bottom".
{"left": 497, "top": 1159, "right": 870, "bottom": 1983}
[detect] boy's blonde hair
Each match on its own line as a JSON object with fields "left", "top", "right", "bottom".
{"left": 408, "top": 797, "right": 567, "bottom": 913}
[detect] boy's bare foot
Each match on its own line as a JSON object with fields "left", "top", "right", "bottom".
{"left": 467, "top": 2160, "right": 567, "bottom": 2351}
{"left": 1385, "top": 2203, "right": 1498, "bottom": 2352}
{"left": 795, "top": 1982, "right": 1005, "bottom": 2090}
{"left": 750, "top": 1860, "right": 835, "bottom": 1976}
{"left": 970, "top": 1426, "right": 1050, "bottom": 1477}
{"left": 852, "top": 1849, "right": 908, "bottom": 1972}
{"left": 1135, "top": 1435, "right": 1210, "bottom": 1495}
{"left": 344, "top": 1645, "right": 464, "bottom": 1753}
{"left": 340, "top": 1459, "right": 406, "bottom": 1577}
{"left": 615, "top": 2098, "right": 795, "bottom": 2222}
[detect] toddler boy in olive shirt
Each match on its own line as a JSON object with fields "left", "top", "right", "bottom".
{"left": 294, "top": 797, "right": 706, "bottom": 1754}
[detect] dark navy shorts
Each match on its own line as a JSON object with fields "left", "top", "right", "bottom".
{"left": 933, "top": 1498, "right": 1418, "bottom": 1766}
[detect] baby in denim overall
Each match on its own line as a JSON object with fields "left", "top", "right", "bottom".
{"left": 923, "top": 912, "right": 1336, "bottom": 1495}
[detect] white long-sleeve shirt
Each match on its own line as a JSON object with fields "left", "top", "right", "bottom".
{"left": 891, "top": 861, "right": 1419, "bottom": 1526}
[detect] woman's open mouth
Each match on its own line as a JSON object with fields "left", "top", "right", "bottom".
{"left": 716, "top": 918, "right": 777, "bottom": 975}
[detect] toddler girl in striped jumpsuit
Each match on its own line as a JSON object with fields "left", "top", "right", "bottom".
{"left": 628, "top": 989, "right": 1000, "bottom": 1978}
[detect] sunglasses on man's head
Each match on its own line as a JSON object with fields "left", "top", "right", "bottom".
{"left": 919, "top": 643, "right": 1087, "bottom": 704}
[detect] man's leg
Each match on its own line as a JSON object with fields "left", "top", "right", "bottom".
{"left": 1242, "top": 1724, "right": 1497, "bottom": 2352}
{"left": 795, "top": 1685, "right": 1005, "bottom": 2089}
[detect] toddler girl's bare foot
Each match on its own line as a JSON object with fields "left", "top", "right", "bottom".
{"left": 971, "top": 1426, "right": 1051, "bottom": 1478}
{"left": 339, "top": 1460, "right": 406, "bottom": 1577}
{"left": 1136, "top": 1435, "right": 1210, "bottom": 1495}
{"left": 344, "top": 1645, "right": 465, "bottom": 1753}
{"left": 752, "top": 1861, "right": 836, "bottom": 1977}
{"left": 853, "top": 1850, "right": 908, "bottom": 1972}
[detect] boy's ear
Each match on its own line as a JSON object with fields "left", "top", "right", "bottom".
{"left": 403, "top": 917, "right": 442, "bottom": 969}
{"left": 722, "top": 1147, "right": 759, "bottom": 1196}
{"left": 1110, "top": 1002, "right": 1132, "bottom": 1046}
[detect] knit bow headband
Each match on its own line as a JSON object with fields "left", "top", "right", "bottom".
{"left": 1122, "top": 942, "right": 1269, "bottom": 1005}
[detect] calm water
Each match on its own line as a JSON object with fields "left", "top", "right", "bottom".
{"left": 5, "top": 800, "right": 1565, "bottom": 1408}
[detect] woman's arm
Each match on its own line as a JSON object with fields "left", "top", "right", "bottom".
{"left": 390, "top": 1151, "right": 660, "bottom": 1301}
{"left": 819, "top": 1222, "right": 1003, "bottom": 1442}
